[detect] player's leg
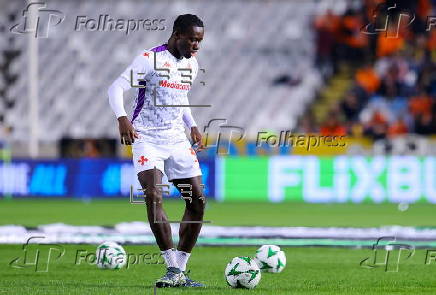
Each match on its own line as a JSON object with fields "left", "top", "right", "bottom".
{"left": 137, "top": 168, "right": 173, "bottom": 251}
{"left": 133, "top": 142, "right": 185, "bottom": 288}
{"left": 165, "top": 140, "right": 205, "bottom": 287}
{"left": 172, "top": 176, "right": 206, "bottom": 287}
{"left": 138, "top": 168, "right": 186, "bottom": 288}
{"left": 172, "top": 176, "right": 205, "bottom": 252}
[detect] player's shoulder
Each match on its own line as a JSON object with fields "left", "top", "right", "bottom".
{"left": 141, "top": 50, "right": 154, "bottom": 58}
{"left": 190, "top": 55, "right": 199, "bottom": 65}
{"left": 133, "top": 43, "right": 168, "bottom": 62}
{"left": 130, "top": 49, "right": 155, "bottom": 69}
{"left": 136, "top": 49, "right": 155, "bottom": 61}
{"left": 148, "top": 43, "right": 168, "bottom": 53}
{"left": 188, "top": 56, "right": 199, "bottom": 69}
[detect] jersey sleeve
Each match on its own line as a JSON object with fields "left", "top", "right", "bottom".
{"left": 108, "top": 78, "right": 130, "bottom": 118}
{"left": 120, "top": 52, "right": 154, "bottom": 87}
{"left": 108, "top": 52, "right": 154, "bottom": 119}
{"left": 183, "top": 107, "right": 197, "bottom": 128}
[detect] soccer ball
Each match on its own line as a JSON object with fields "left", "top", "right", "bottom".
{"left": 224, "top": 256, "right": 261, "bottom": 289}
{"left": 96, "top": 241, "right": 126, "bottom": 269}
{"left": 254, "top": 245, "right": 286, "bottom": 273}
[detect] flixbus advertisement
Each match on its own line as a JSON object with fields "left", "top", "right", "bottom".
{"left": 217, "top": 156, "right": 436, "bottom": 203}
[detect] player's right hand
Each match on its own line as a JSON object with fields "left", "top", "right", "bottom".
{"left": 118, "top": 116, "right": 139, "bottom": 145}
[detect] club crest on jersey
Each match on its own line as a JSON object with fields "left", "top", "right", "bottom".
{"left": 159, "top": 80, "right": 190, "bottom": 90}
{"left": 143, "top": 52, "right": 150, "bottom": 58}
{"left": 162, "top": 61, "right": 171, "bottom": 68}
{"left": 138, "top": 156, "right": 148, "bottom": 165}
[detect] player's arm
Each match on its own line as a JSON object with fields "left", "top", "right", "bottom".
{"left": 108, "top": 53, "right": 151, "bottom": 145}
{"left": 183, "top": 108, "right": 204, "bottom": 152}
{"left": 108, "top": 77, "right": 138, "bottom": 145}
{"left": 184, "top": 58, "right": 205, "bottom": 152}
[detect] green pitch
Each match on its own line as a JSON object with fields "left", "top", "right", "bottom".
{"left": 2, "top": 245, "right": 435, "bottom": 295}
{"left": 1, "top": 199, "right": 436, "bottom": 227}
{"left": 2, "top": 199, "right": 436, "bottom": 294}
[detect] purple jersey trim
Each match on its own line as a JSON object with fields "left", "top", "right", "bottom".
{"left": 131, "top": 80, "right": 146, "bottom": 123}
{"left": 150, "top": 44, "right": 168, "bottom": 53}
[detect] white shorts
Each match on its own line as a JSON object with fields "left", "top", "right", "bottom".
{"left": 132, "top": 139, "right": 202, "bottom": 181}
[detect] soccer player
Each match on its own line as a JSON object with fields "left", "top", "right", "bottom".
{"left": 108, "top": 14, "right": 206, "bottom": 288}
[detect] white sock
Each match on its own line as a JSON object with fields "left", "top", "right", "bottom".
{"left": 161, "top": 249, "right": 179, "bottom": 269}
{"left": 175, "top": 250, "right": 191, "bottom": 272}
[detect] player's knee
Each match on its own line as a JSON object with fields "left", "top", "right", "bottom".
{"left": 145, "top": 187, "right": 162, "bottom": 204}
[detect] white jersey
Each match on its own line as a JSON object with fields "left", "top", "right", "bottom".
{"left": 119, "top": 44, "right": 199, "bottom": 144}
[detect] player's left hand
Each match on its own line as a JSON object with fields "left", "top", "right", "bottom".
{"left": 190, "top": 126, "right": 205, "bottom": 152}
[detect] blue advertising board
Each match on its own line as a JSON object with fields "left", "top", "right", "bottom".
{"left": 0, "top": 158, "right": 215, "bottom": 198}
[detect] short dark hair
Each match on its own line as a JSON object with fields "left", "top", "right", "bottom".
{"left": 172, "top": 14, "right": 203, "bottom": 34}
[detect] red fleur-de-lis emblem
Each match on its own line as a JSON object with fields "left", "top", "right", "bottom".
{"left": 143, "top": 52, "right": 150, "bottom": 57}
{"left": 138, "top": 156, "right": 148, "bottom": 165}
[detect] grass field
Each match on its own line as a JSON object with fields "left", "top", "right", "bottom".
{"left": 1, "top": 198, "right": 436, "bottom": 227}
{"left": 2, "top": 245, "right": 435, "bottom": 295}
{"left": 2, "top": 199, "right": 436, "bottom": 294}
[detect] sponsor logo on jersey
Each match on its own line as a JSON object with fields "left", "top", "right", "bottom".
{"left": 159, "top": 80, "right": 190, "bottom": 90}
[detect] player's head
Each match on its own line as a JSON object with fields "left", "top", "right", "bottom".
{"left": 171, "top": 14, "right": 204, "bottom": 58}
